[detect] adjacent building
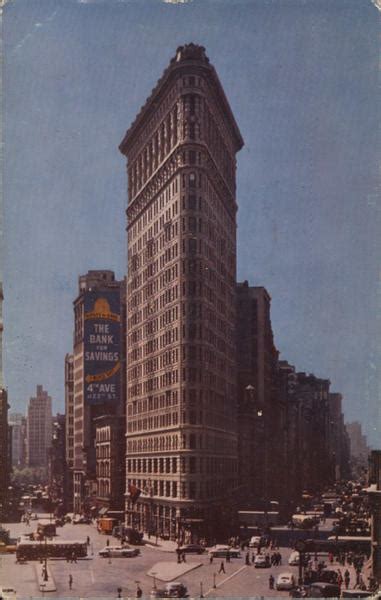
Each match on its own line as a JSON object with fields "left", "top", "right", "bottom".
{"left": 236, "top": 282, "right": 281, "bottom": 507}
{"left": 65, "top": 354, "right": 74, "bottom": 510}
{"left": 47, "top": 414, "right": 66, "bottom": 511}
{"left": 120, "top": 43, "right": 243, "bottom": 540}
{"left": 26, "top": 385, "right": 53, "bottom": 467}
{"left": 72, "top": 270, "right": 124, "bottom": 513}
{"left": 9, "top": 412, "right": 27, "bottom": 467}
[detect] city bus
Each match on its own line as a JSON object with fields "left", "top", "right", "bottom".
{"left": 16, "top": 539, "right": 87, "bottom": 561}
{"left": 303, "top": 536, "right": 371, "bottom": 556}
{"left": 327, "top": 536, "right": 371, "bottom": 555}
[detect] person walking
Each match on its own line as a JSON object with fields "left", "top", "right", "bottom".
{"left": 182, "top": 552, "right": 186, "bottom": 563}
{"left": 218, "top": 561, "right": 226, "bottom": 574}
{"left": 209, "top": 554, "right": 213, "bottom": 565}
{"left": 245, "top": 552, "right": 250, "bottom": 566}
{"left": 344, "top": 569, "right": 350, "bottom": 589}
{"left": 69, "top": 574, "right": 73, "bottom": 591}
{"left": 136, "top": 585, "right": 143, "bottom": 598}
{"left": 106, "top": 537, "right": 110, "bottom": 547}
{"left": 269, "top": 574, "right": 275, "bottom": 590}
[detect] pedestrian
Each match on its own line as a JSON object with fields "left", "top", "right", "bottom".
{"left": 86, "top": 536, "right": 90, "bottom": 546}
{"left": 226, "top": 552, "right": 231, "bottom": 563}
{"left": 344, "top": 569, "right": 350, "bottom": 589}
{"left": 218, "top": 561, "right": 226, "bottom": 574}
{"left": 245, "top": 552, "right": 250, "bottom": 566}
{"left": 269, "top": 574, "right": 274, "bottom": 590}
{"left": 136, "top": 585, "right": 143, "bottom": 598}
{"left": 106, "top": 537, "right": 110, "bottom": 547}
{"left": 209, "top": 554, "right": 213, "bottom": 565}
{"left": 182, "top": 552, "right": 186, "bottom": 563}
{"left": 69, "top": 574, "right": 73, "bottom": 590}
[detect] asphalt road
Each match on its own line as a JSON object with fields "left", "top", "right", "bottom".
{"left": 0, "top": 515, "right": 331, "bottom": 598}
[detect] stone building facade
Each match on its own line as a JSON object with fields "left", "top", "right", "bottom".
{"left": 119, "top": 44, "right": 243, "bottom": 541}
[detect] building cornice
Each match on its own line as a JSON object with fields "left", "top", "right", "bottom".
{"left": 119, "top": 44, "right": 243, "bottom": 157}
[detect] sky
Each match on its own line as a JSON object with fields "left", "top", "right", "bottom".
{"left": 3, "top": 0, "right": 380, "bottom": 445}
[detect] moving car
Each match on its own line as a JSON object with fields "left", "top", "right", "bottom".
{"left": 178, "top": 543, "right": 205, "bottom": 554}
{"left": 98, "top": 545, "right": 140, "bottom": 558}
{"left": 254, "top": 553, "right": 270, "bottom": 568}
{"left": 276, "top": 572, "right": 295, "bottom": 591}
{"left": 164, "top": 582, "right": 188, "bottom": 598}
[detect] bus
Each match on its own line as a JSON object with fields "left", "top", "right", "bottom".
{"left": 327, "top": 536, "right": 371, "bottom": 555}
{"left": 16, "top": 539, "right": 87, "bottom": 561}
{"left": 303, "top": 536, "right": 371, "bottom": 556}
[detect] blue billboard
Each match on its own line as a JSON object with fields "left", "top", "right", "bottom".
{"left": 83, "top": 289, "right": 121, "bottom": 405}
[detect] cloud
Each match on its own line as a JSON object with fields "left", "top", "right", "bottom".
{"left": 12, "top": 9, "right": 58, "bottom": 53}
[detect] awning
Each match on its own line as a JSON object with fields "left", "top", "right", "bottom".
{"left": 99, "top": 507, "right": 108, "bottom": 516}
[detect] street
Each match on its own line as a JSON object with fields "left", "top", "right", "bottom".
{"left": 0, "top": 515, "right": 313, "bottom": 598}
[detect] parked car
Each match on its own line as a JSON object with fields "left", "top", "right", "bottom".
{"left": 0, "top": 587, "right": 17, "bottom": 600}
{"left": 288, "top": 551, "right": 309, "bottom": 566}
{"left": 276, "top": 572, "right": 296, "bottom": 591}
{"left": 208, "top": 545, "right": 240, "bottom": 558}
{"left": 98, "top": 545, "right": 140, "bottom": 558}
{"left": 150, "top": 588, "right": 168, "bottom": 599}
{"left": 164, "top": 581, "right": 187, "bottom": 598}
{"left": 72, "top": 516, "right": 92, "bottom": 525}
{"left": 178, "top": 543, "right": 205, "bottom": 554}
{"left": 254, "top": 553, "right": 270, "bottom": 568}
{"left": 249, "top": 536, "right": 263, "bottom": 548}
{"left": 307, "top": 582, "right": 341, "bottom": 598}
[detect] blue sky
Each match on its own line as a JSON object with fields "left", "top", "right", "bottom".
{"left": 3, "top": 0, "right": 380, "bottom": 445}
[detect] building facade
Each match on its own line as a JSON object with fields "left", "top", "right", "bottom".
{"left": 65, "top": 354, "right": 74, "bottom": 510}
{"left": 9, "top": 412, "right": 27, "bottom": 467}
{"left": 120, "top": 44, "right": 243, "bottom": 540}
{"left": 95, "top": 415, "right": 125, "bottom": 511}
{"left": 72, "top": 270, "right": 124, "bottom": 513}
{"left": 47, "top": 414, "right": 66, "bottom": 512}
{"left": 236, "top": 282, "right": 281, "bottom": 507}
{"left": 26, "top": 385, "right": 52, "bottom": 468}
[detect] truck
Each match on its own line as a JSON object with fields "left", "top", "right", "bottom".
{"left": 97, "top": 517, "right": 118, "bottom": 535}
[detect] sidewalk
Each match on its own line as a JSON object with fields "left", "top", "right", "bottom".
{"left": 142, "top": 534, "right": 178, "bottom": 553}
{"left": 147, "top": 560, "right": 203, "bottom": 582}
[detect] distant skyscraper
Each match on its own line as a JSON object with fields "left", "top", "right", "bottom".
{"left": 9, "top": 412, "right": 27, "bottom": 467}
{"left": 26, "top": 385, "right": 52, "bottom": 467}
{"left": 0, "top": 283, "right": 10, "bottom": 517}
{"left": 120, "top": 44, "right": 243, "bottom": 539}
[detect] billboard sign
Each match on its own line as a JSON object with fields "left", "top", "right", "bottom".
{"left": 84, "top": 289, "right": 121, "bottom": 405}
